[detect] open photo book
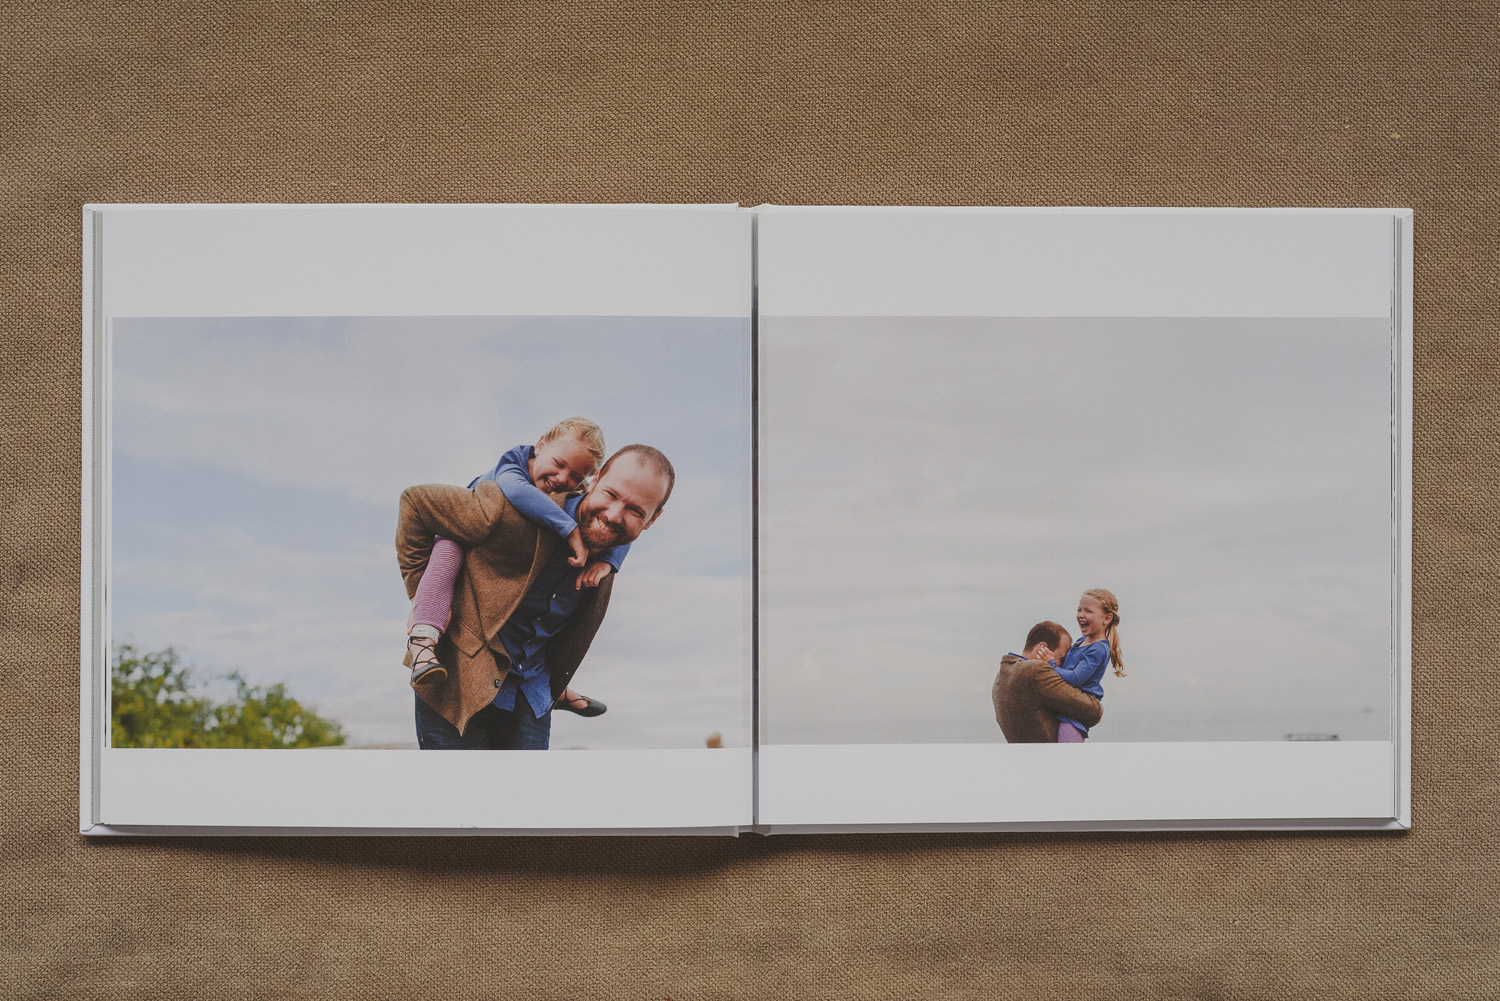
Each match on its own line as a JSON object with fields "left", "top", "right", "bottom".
{"left": 81, "top": 203, "right": 1412, "bottom": 835}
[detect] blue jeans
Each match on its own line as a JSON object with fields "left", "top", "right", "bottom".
{"left": 414, "top": 691, "right": 552, "bottom": 750}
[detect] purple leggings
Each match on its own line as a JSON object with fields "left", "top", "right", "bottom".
{"left": 408, "top": 535, "right": 464, "bottom": 632}
{"left": 1057, "top": 721, "right": 1087, "bottom": 743}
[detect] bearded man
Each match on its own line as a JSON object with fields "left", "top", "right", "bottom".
{"left": 396, "top": 444, "right": 674, "bottom": 750}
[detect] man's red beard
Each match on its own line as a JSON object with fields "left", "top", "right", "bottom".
{"left": 578, "top": 509, "right": 626, "bottom": 550}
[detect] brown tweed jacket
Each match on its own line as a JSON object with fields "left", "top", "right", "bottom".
{"left": 992, "top": 654, "right": 1104, "bottom": 743}
{"left": 396, "top": 480, "right": 613, "bottom": 735}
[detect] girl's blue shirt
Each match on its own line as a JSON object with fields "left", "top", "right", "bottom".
{"left": 1054, "top": 637, "right": 1110, "bottom": 736}
{"left": 470, "top": 444, "right": 630, "bottom": 572}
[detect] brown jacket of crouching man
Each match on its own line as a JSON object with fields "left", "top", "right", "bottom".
{"left": 992, "top": 652, "right": 1103, "bottom": 743}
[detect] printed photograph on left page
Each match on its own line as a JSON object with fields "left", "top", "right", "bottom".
{"left": 107, "top": 314, "right": 752, "bottom": 753}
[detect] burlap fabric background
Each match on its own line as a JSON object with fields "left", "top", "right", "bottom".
{"left": 4, "top": 2, "right": 1495, "bottom": 997}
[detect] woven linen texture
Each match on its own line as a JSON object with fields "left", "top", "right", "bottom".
{"left": 3, "top": 2, "right": 1496, "bottom": 997}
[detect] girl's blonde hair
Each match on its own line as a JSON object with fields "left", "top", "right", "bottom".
{"left": 538, "top": 416, "right": 606, "bottom": 469}
{"left": 1084, "top": 588, "right": 1125, "bottom": 677}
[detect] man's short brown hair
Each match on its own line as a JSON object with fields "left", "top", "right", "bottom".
{"left": 1024, "top": 620, "right": 1069, "bottom": 653}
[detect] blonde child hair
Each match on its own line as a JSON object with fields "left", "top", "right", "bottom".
{"left": 539, "top": 416, "right": 606, "bottom": 471}
{"left": 1084, "top": 587, "right": 1126, "bottom": 677}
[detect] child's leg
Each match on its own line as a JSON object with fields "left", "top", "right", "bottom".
{"left": 409, "top": 536, "right": 463, "bottom": 633}
{"left": 1057, "top": 721, "right": 1087, "bottom": 743}
{"left": 406, "top": 536, "right": 463, "bottom": 681}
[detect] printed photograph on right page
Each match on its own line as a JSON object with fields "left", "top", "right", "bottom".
{"left": 758, "top": 315, "right": 1393, "bottom": 746}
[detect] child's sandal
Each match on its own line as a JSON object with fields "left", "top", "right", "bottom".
{"left": 405, "top": 628, "right": 446, "bottom": 684}
{"left": 553, "top": 690, "right": 607, "bottom": 717}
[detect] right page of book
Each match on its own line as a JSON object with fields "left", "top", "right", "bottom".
{"left": 754, "top": 206, "right": 1412, "bottom": 833}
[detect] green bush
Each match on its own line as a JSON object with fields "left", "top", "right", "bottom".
{"left": 111, "top": 646, "right": 346, "bottom": 749}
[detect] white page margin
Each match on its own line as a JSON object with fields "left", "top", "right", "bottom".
{"left": 95, "top": 203, "right": 750, "bottom": 318}
{"left": 757, "top": 206, "right": 1394, "bottom": 318}
{"left": 97, "top": 748, "right": 752, "bottom": 832}
{"left": 757, "top": 742, "right": 1394, "bottom": 828}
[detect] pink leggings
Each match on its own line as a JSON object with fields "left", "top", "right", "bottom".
{"left": 1057, "top": 721, "right": 1087, "bottom": 743}
{"left": 408, "top": 536, "right": 464, "bottom": 633}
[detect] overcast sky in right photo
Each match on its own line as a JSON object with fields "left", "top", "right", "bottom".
{"left": 758, "top": 316, "right": 1394, "bottom": 744}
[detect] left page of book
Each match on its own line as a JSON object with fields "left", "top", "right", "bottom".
{"left": 81, "top": 204, "right": 754, "bottom": 835}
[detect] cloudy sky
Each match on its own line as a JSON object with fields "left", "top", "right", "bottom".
{"left": 109, "top": 315, "right": 752, "bottom": 749}
{"left": 759, "top": 316, "right": 1395, "bottom": 744}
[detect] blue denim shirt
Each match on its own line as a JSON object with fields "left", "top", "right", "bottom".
{"left": 492, "top": 493, "right": 589, "bottom": 719}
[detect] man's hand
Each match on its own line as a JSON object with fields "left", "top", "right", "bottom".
{"left": 575, "top": 561, "right": 613, "bottom": 590}
{"left": 565, "top": 527, "right": 589, "bottom": 567}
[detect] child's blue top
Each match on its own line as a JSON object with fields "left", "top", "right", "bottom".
{"left": 470, "top": 444, "right": 630, "bottom": 572}
{"left": 1053, "top": 637, "right": 1110, "bottom": 737}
